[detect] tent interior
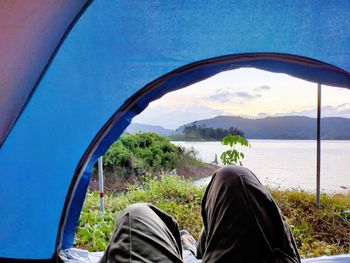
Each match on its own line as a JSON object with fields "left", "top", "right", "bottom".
{"left": 0, "top": 1, "right": 349, "bottom": 262}
{"left": 61, "top": 66, "right": 350, "bottom": 263}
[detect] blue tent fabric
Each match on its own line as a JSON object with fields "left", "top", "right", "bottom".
{"left": 0, "top": 0, "right": 91, "bottom": 146}
{"left": 0, "top": 1, "right": 350, "bottom": 261}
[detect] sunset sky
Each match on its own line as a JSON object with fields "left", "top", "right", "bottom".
{"left": 133, "top": 68, "right": 350, "bottom": 129}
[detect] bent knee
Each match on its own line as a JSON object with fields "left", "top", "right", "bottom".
{"left": 211, "top": 165, "right": 260, "bottom": 189}
{"left": 125, "top": 203, "right": 150, "bottom": 214}
{"left": 215, "top": 165, "right": 252, "bottom": 180}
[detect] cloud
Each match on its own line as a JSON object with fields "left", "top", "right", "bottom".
{"left": 337, "top": 103, "right": 350, "bottom": 110}
{"left": 206, "top": 90, "right": 231, "bottom": 102}
{"left": 273, "top": 109, "right": 315, "bottom": 118}
{"left": 207, "top": 89, "right": 261, "bottom": 103}
{"left": 257, "top": 112, "right": 269, "bottom": 117}
{"left": 322, "top": 103, "right": 350, "bottom": 117}
{"left": 254, "top": 85, "right": 271, "bottom": 92}
{"left": 272, "top": 103, "right": 350, "bottom": 118}
{"left": 234, "top": 91, "right": 261, "bottom": 99}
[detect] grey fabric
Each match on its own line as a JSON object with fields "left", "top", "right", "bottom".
{"left": 101, "top": 166, "right": 300, "bottom": 263}
{"left": 99, "top": 203, "right": 183, "bottom": 263}
{"left": 197, "top": 166, "right": 300, "bottom": 263}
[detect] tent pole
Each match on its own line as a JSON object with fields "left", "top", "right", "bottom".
{"left": 316, "top": 84, "right": 321, "bottom": 207}
{"left": 98, "top": 156, "right": 105, "bottom": 213}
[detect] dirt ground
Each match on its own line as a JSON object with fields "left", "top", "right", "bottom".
{"left": 89, "top": 162, "right": 221, "bottom": 193}
{"left": 176, "top": 162, "right": 220, "bottom": 180}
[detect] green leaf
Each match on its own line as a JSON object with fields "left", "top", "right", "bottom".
{"left": 220, "top": 135, "right": 250, "bottom": 166}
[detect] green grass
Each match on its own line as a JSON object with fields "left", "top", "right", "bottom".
{"left": 75, "top": 173, "right": 350, "bottom": 259}
{"left": 269, "top": 187, "right": 350, "bottom": 258}
{"left": 76, "top": 172, "right": 204, "bottom": 251}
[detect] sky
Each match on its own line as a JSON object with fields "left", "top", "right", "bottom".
{"left": 132, "top": 68, "right": 350, "bottom": 129}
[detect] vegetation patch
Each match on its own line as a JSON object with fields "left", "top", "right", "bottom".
{"left": 76, "top": 174, "right": 350, "bottom": 258}
{"left": 270, "top": 187, "right": 350, "bottom": 258}
{"left": 89, "top": 132, "right": 206, "bottom": 192}
{"left": 76, "top": 172, "right": 203, "bottom": 251}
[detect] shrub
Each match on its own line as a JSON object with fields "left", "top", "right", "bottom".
{"left": 76, "top": 172, "right": 204, "bottom": 251}
{"left": 101, "top": 132, "right": 190, "bottom": 178}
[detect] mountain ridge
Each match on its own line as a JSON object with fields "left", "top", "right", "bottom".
{"left": 177, "top": 115, "right": 350, "bottom": 140}
{"left": 126, "top": 123, "right": 174, "bottom": 136}
{"left": 128, "top": 115, "right": 350, "bottom": 140}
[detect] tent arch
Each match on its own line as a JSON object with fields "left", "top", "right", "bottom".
{"left": 2, "top": 1, "right": 350, "bottom": 261}
{"left": 59, "top": 52, "right": 350, "bottom": 251}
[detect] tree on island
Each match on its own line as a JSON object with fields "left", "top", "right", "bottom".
{"left": 182, "top": 123, "right": 250, "bottom": 166}
{"left": 183, "top": 123, "right": 244, "bottom": 140}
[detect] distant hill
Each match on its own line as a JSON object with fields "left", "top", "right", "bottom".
{"left": 177, "top": 115, "right": 350, "bottom": 140}
{"left": 126, "top": 123, "right": 175, "bottom": 136}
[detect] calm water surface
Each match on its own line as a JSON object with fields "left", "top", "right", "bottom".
{"left": 173, "top": 140, "right": 350, "bottom": 193}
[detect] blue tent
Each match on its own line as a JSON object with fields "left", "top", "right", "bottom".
{"left": 0, "top": 1, "right": 349, "bottom": 261}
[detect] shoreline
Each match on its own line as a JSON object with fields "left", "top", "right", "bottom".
{"left": 89, "top": 161, "right": 221, "bottom": 193}
{"left": 170, "top": 138, "right": 350, "bottom": 142}
{"left": 89, "top": 162, "right": 350, "bottom": 195}
{"left": 193, "top": 175, "right": 350, "bottom": 195}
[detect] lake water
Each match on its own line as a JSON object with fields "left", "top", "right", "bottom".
{"left": 173, "top": 140, "right": 350, "bottom": 194}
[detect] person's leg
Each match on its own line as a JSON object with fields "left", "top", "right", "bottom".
{"left": 99, "top": 203, "right": 183, "bottom": 263}
{"left": 197, "top": 166, "right": 300, "bottom": 263}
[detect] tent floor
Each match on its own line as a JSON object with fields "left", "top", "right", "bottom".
{"left": 59, "top": 248, "right": 350, "bottom": 263}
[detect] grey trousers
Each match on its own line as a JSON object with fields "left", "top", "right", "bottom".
{"left": 99, "top": 166, "right": 300, "bottom": 263}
